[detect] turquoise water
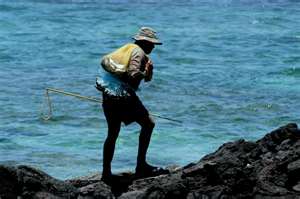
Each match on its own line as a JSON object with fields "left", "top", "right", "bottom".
{"left": 0, "top": 0, "right": 300, "bottom": 179}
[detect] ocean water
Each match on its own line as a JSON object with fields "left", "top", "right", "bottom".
{"left": 0, "top": 0, "right": 300, "bottom": 179}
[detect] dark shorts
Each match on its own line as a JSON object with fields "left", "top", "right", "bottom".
{"left": 102, "top": 92, "right": 149, "bottom": 125}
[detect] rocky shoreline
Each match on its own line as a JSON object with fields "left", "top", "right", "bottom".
{"left": 1, "top": 123, "right": 300, "bottom": 199}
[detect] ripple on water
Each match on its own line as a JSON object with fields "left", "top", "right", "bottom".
{"left": 0, "top": 4, "right": 27, "bottom": 12}
{"left": 0, "top": 138, "right": 26, "bottom": 150}
{"left": 1, "top": 0, "right": 300, "bottom": 179}
{"left": 281, "top": 67, "right": 300, "bottom": 78}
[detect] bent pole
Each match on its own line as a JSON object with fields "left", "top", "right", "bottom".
{"left": 41, "top": 87, "right": 182, "bottom": 124}
{"left": 46, "top": 87, "right": 102, "bottom": 103}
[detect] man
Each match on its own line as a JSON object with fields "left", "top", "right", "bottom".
{"left": 96, "top": 27, "right": 166, "bottom": 184}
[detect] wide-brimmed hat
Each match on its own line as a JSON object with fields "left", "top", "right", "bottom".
{"left": 133, "top": 27, "right": 162, "bottom": 45}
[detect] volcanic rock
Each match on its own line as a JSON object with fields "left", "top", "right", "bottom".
{"left": 1, "top": 123, "right": 300, "bottom": 198}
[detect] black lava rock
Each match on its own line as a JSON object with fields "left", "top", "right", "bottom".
{"left": 1, "top": 123, "right": 300, "bottom": 198}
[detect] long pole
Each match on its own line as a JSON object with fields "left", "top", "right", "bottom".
{"left": 46, "top": 88, "right": 102, "bottom": 103}
{"left": 41, "top": 87, "right": 182, "bottom": 124}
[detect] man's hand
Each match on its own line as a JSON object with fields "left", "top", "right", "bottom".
{"left": 144, "top": 59, "right": 153, "bottom": 82}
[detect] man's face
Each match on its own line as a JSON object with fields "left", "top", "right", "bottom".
{"left": 143, "top": 41, "right": 155, "bottom": 54}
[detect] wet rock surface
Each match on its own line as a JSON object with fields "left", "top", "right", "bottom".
{"left": 1, "top": 123, "right": 300, "bottom": 198}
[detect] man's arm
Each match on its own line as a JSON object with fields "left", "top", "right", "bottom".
{"left": 127, "top": 48, "right": 153, "bottom": 89}
{"left": 127, "top": 48, "right": 146, "bottom": 78}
